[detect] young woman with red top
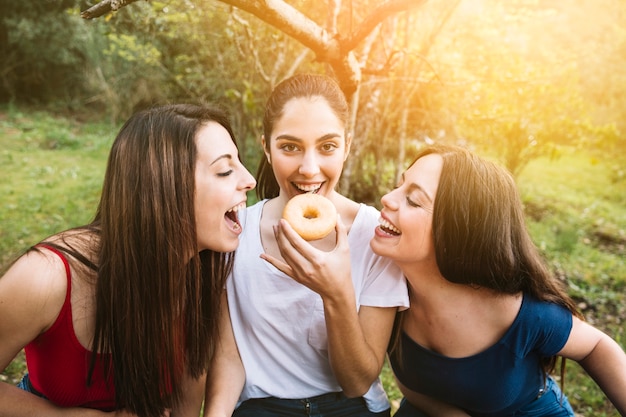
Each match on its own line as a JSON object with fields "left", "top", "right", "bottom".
{"left": 0, "top": 104, "right": 256, "bottom": 417}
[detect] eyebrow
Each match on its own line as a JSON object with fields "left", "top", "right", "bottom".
{"left": 274, "top": 133, "right": 342, "bottom": 142}
{"left": 403, "top": 173, "right": 434, "bottom": 203}
{"left": 210, "top": 154, "right": 233, "bottom": 166}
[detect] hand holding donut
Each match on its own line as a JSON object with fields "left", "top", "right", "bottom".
{"left": 260, "top": 198, "right": 354, "bottom": 300}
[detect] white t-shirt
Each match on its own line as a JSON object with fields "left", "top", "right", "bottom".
{"left": 227, "top": 200, "right": 409, "bottom": 412}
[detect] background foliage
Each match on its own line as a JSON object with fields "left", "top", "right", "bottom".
{"left": 1, "top": 0, "right": 625, "bottom": 415}
{"left": 2, "top": 0, "right": 625, "bottom": 182}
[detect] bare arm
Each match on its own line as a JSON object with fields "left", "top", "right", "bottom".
{"left": 558, "top": 316, "right": 626, "bottom": 415}
{"left": 261, "top": 217, "right": 393, "bottom": 397}
{"left": 324, "top": 302, "right": 396, "bottom": 397}
{"left": 0, "top": 385, "right": 146, "bottom": 417}
{"left": 171, "top": 372, "right": 206, "bottom": 417}
{"left": 203, "top": 293, "right": 245, "bottom": 417}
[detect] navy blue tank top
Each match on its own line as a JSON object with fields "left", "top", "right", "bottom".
{"left": 389, "top": 294, "right": 572, "bottom": 416}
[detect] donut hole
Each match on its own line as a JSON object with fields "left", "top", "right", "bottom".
{"left": 282, "top": 193, "right": 337, "bottom": 241}
{"left": 303, "top": 207, "right": 320, "bottom": 219}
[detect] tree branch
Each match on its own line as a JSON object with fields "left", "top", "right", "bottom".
{"left": 81, "top": 0, "right": 144, "bottom": 19}
{"left": 218, "top": 0, "right": 337, "bottom": 59}
{"left": 342, "top": 0, "right": 427, "bottom": 51}
{"left": 218, "top": 0, "right": 362, "bottom": 97}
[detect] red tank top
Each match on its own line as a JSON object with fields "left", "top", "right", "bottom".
{"left": 23, "top": 245, "right": 116, "bottom": 410}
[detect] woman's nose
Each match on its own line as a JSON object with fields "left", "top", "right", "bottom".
{"left": 240, "top": 167, "right": 256, "bottom": 190}
{"left": 298, "top": 152, "right": 320, "bottom": 177}
{"left": 380, "top": 189, "right": 399, "bottom": 210}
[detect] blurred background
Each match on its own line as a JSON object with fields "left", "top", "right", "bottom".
{"left": 1, "top": 0, "right": 624, "bottom": 415}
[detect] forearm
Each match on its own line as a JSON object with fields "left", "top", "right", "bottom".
{"left": 323, "top": 294, "right": 384, "bottom": 397}
{"left": 203, "top": 293, "right": 245, "bottom": 417}
{"left": 172, "top": 372, "right": 206, "bottom": 417}
{"left": 0, "top": 382, "right": 105, "bottom": 417}
{"left": 203, "top": 362, "right": 244, "bottom": 417}
{"left": 398, "top": 380, "right": 470, "bottom": 417}
{"left": 404, "top": 393, "right": 471, "bottom": 417}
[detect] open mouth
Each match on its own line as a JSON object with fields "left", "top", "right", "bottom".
{"left": 225, "top": 202, "right": 246, "bottom": 230}
{"left": 293, "top": 182, "right": 322, "bottom": 194}
{"left": 378, "top": 217, "right": 401, "bottom": 236}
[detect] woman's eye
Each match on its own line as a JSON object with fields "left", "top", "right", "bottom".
{"left": 281, "top": 144, "right": 298, "bottom": 152}
{"left": 406, "top": 196, "right": 421, "bottom": 208}
{"left": 217, "top": 169, "right": 233, "bottom": 177}
{"left": 321, "top": 143, "right": 338, "bottom": 152}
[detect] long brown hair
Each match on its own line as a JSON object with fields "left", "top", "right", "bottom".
{"left": 256, "top": 73, "right": 349, "bottom": 199}
{"left": 39, "top": 104, "right": 236, "bottom": 416}
{"left": 389, "top": 144, "right": 582, "bottom": 376}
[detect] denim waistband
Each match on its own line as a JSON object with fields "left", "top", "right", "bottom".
{"left": 300, "top": 391, "right": 345, "bottom": 403}
{"left": 237, "top": 392, "right": 388, "bottom": 417}
{"left": 246, "top": 391, "right": 346, "bottom": 405}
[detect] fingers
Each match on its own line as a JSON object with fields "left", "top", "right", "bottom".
{"left": 259, "top": 252, "right": 294, "bottom": 277}
{"left": 277, "top": 219, "right": 308, "bottom": 251}
{"left": 261, "top": 217, "right": 348, "bottom": 289}
{"left": 274, "top": 220, "right": 318, "bottom": 264}
{"left": 257, "top": 222, "right": 303, "bottom": 279}
{"left": 334, "top": 214, "right": 348, "bottom": 249}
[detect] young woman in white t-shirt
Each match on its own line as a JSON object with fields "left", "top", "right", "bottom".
{"left": 204, "top": 73, "right": 409, "bottom": 417}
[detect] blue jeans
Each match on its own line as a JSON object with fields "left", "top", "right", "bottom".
{"left": 233, "top": 392, "right": 391, "bottom": 417}
{"left": 515, "top": 377, "right": 575, "bottom": 417}
{"left": 17, "top": 373, "right": 47, "bottom": 399}
{"left": 392, "top": 377, "right": 574, "bottom": 417}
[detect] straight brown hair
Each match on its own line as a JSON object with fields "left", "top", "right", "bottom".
{"left": 389, "top": 144, "right": 582, "bottom": 377}
{"left": 35, "top": 104, "right": 237, "bottom": 417}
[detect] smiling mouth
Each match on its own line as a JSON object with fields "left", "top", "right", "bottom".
{"left": 378, "top": 218, "right": 401, "bottom": 236}
{"left": 293, "top": 183, "right": 323, "bottom": 194}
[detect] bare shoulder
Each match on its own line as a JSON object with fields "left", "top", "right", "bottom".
{"left": 331, "top": 193, "right": 361, "bottom": 227}
{"left": 0, "top": 247, "right": 68, "bottom": 335}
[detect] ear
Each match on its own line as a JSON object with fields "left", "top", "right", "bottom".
{"left": 344, "top": 132, "right": 352, "bottom": 161}
{"left": 261, "top": 135, "right": 271, "bottom": 164}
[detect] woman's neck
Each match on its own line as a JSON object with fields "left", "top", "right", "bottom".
{"left": 401, "top": 265, "right": 523, "bottom": 357}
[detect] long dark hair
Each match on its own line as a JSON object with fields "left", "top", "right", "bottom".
{"left": 389, "top": 144, "right": 582, "bottom": 375}
{"left": 38, "top": 104, "right": 236, "bottom": 417}
{"left": 256, "top": 73, "right": 349, "bottom": 199}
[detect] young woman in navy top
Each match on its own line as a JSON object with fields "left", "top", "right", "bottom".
{"left": 370, "top": 144, "right": 626, "bottom": 416}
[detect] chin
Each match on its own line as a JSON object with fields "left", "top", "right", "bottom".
{"left": 198, "top": 238, "right": 233, "bottom": 253}
{"left": 371, "top": 238, "right": 399, "bottom": 259}
{"left": 369, "top": 238, "right": 385, "bottom": 256}
{"left": 220, "top": 237, "right": 241, "bottom": 253}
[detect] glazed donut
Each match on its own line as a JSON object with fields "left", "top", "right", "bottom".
{"left": 282, "top": 193, "right": 337, "bottom": 241}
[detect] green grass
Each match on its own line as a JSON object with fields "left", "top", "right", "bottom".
{"left": 0, "top": 106, "right": 117, "bottom": 266}
{"left": 1, "top": 107, "right": 624, "bottom": 415}
{"left": 516, "top": 151, "right": 625, "bottom": 417}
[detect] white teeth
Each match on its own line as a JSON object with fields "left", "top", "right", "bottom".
{"left": 227, "top": 202, "right": 246, "bottom": 213}
{"left": 379, "top": 217, "right": 401, "bottom": 234}
{"left": 295, "top": 183, "right": 321, "bottom": 192}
